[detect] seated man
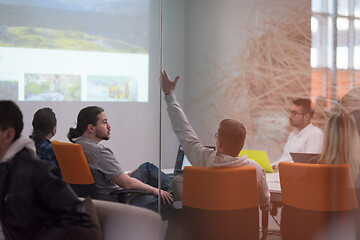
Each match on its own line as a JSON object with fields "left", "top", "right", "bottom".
{"left": 272, "top": 98, "right": 324, "bottom": 168}
{"left": 0, "top": 101, "right": 92, "bottom": 240}
{"left": 161, "top": 70, "right": 271, "bottom": 211}
{"left": 31, "top": 107, "right": 59, "bottom": 166}
{"left": 67, "top": 106, "right": 173, "bottom": 214}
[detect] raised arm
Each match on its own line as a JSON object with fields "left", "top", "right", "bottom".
{"left": 161, "top": 70, "right": 179, "bottom": 94}
{"left": 161, "top": 70, "right": 214, "bottom": 167}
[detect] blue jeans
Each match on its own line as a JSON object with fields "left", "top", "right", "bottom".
{"left": 128, "top": 162, "right": 173, "bottom": 218}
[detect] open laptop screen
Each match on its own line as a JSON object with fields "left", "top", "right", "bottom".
{"left": 174, "top": 145, "right": 215, "bottom": 175}
{"left": 290, "top": 152, "right": 321, "bottom": 164}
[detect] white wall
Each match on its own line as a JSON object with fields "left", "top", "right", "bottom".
{"left": 182, "top": 0, "right": 308, "bottom": 162}
{"left": 161, "top": 0, "right": 185, "bottom": 169}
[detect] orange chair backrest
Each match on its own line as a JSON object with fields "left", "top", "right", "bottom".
{"left": 279, "top": 162, "right": 358, "bottom": 211}
{"left": 51, "top": 140, "right": 94, "bottom": 185}
{"left": 182, "top": 166, "right": 259, "bottom": 210}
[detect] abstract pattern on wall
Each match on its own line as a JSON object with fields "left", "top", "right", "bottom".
{"left": 200, "top": 0, "right": 312, "bottom": 161}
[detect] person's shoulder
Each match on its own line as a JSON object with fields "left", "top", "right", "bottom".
{"left": 97, "top": 143, "right": 114, "bottom": 155}
{"left": 238, "top": 155, "right": 264, "bottom": 171}
{"left": 36, "top": 139, "right": 53, "bottom": 150}
{"left": 77, "top": 137, "right": 100, "bottom": 151}
{"left": 15, "top": 147, "right": 39, "bottom": 161}
{"left": 287, "top": 128, "right": 298, "bottom": 137}
{"left": 13, "top": 148, "right": 56, "bottom": 176}
{"left": 84, "top": 141, "right": 114, "bottom": 159}
{"left": 309, "top": 123, "right": 324, "bottom": 135}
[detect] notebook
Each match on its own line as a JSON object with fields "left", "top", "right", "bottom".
{"left": 239, "top": 150, "right": 274, "bottom": 173}
{"left": 173, "top": 145, "right": 216, "bottom": 175}
{"left": 290, "top": 152, "right": 321, "bottom": 164}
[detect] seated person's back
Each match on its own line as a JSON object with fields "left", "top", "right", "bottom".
{"left": 161, "top": 70, "right": 271, "bottom": 211}
{"left": 0, "top": 101, "right": 91, "bottom": 240}
{"left": 31, "top": 107, "right": 58, "bottom": 166}
{"left": 314, "top": 111, "right": 360, "bottom": 238}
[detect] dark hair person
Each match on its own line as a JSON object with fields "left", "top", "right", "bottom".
{"left": 0, "top": 101, "right": 92, "bottom": 240}
{"left": 68, "top": 106, "right": 104, "bottom": 143}
{"left": 31, "top": 108, "right": 58, "bottom": 165}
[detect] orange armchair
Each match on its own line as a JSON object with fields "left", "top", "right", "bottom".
{"left": 51, "top": 140, "right": 97, "bottom": 198}
{"left": 52, "top": 140, "right": 141, "bottom": 202}
{"left": 279, "top": 162, "right": 358, "bottom": 240}
{"left": 179, "top": 166, "right": 267, "bottom": 240}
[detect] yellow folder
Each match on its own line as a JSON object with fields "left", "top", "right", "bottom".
{"left": 239, "top": 150, "right": 274, "bottom": 173}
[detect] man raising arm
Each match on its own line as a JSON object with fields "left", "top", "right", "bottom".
{"left": 161, "top": 70, "right": 271, "bottom": 211}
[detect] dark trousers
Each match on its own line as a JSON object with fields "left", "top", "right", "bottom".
{"left": 129, "top": 162, "right": 173, "bottom": 218}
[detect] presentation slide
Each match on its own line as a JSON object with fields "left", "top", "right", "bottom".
{"left": 0, "top": 0, "right": 149, "bottom": 102}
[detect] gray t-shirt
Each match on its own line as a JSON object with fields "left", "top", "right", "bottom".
{"left": 76, "top": 136, "right": 123, "bottom": 201}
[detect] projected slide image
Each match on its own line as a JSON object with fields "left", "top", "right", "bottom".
{"left": 25, "top": 73, "right": 81, "bottom": 101}
{"left": 0, "top": 0, "right": 150, "bottom": 102}
{"left": 87, "top": 75, "right": 137, "bottom": 102}
{"left": 0, "top": 26, "right": 147, "bottom": 54}
{"left": 0, "top": 80, "right": 18, "bottom": 101}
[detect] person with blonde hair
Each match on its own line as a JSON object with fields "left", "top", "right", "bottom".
{"left": 317, "top": 111, "right": 360, "bottom": 239}
{"left": 317, "top": 112, "right": 360, "bottom": 182}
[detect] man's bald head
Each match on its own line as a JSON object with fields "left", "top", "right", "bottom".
{"left": 217, "top": 119, "right": 246, "bottom": 156}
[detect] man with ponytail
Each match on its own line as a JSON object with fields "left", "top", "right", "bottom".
{"left": 68, "top": 106, "right": 173, "bottom": 215}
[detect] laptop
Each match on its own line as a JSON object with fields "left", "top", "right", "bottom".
{"left": 290, "top": 152, "right": 321, "bottom": 164}
{"left": 173, "top": 145, "right": 216, "bottom": 175}
{"left": 239, "top": 150, "right": 274, "bottom": 173}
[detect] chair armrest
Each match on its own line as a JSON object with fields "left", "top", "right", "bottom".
{"left": 109, "top": 189, "right": 142, "bottom": 195}
{"left": 172, "top": 200, "right": 183, "bottom": 210}
{"left": 109, "top": 189, "right": 144, "bottom": 203}
{"left": 91, "top": 199, "right": 162, "bottom": 240}
{"left": 261, "top": 210, "right": 269, "bottom": 240}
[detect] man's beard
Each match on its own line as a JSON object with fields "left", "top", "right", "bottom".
{"left": 96, "top": 131, "right": 110, "bottom": 140}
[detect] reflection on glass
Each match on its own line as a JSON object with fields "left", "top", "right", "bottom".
{"left": 337, "top": 17, "right": 349, "bottom": 31}
{"left": 338, "top": 0, "right": 349, "bottom": 16}
{"left": 356, "top": 20, "right": 360, "bottom": 70}
{"left": 328, "top": 0, "right": 334, "bottom": 14}
{"left": 356, "top": 0, "right": 360, "bottom": 17}
{"left": 337, "top": 47, "right": 348, "bottom": 69}
{"left": 312, "top": 16, "right": 319, "bottom": 32}
{"left": 312, "top": 0, "right": 323, "bottom": 12}
{"left": 311, "top": 48, "right": 318, "bottom": 67}
{"left": 355, "top": 46, "right": 360, "bottom": 69}
{"left": 355, "top": 19, "right": 360, "bottom": 29}
{"left": 327, "top": 17, "right": 333, "bottom": 68}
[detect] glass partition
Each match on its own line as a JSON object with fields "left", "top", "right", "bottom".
{"left": 160, "top": 0, "right": 360, "bottom": 171}
{"left": 159, "top": 1, "right": 360, "bottom": 225}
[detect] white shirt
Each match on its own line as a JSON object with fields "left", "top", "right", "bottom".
{"left": 273, "top": 123, "right": 324, "bottom": 165}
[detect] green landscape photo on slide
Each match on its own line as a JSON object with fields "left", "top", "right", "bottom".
{"left": 87, "top": 75, "right": 138, "bottom": 102}
{"left": 25, "top": 73, "right": 81, "bottom": 101}
{"left": 0, "top": 26, "right": 147, "bottom": 53}
{"left": 0, "top": 80, "right": 18, "bottom": 101}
